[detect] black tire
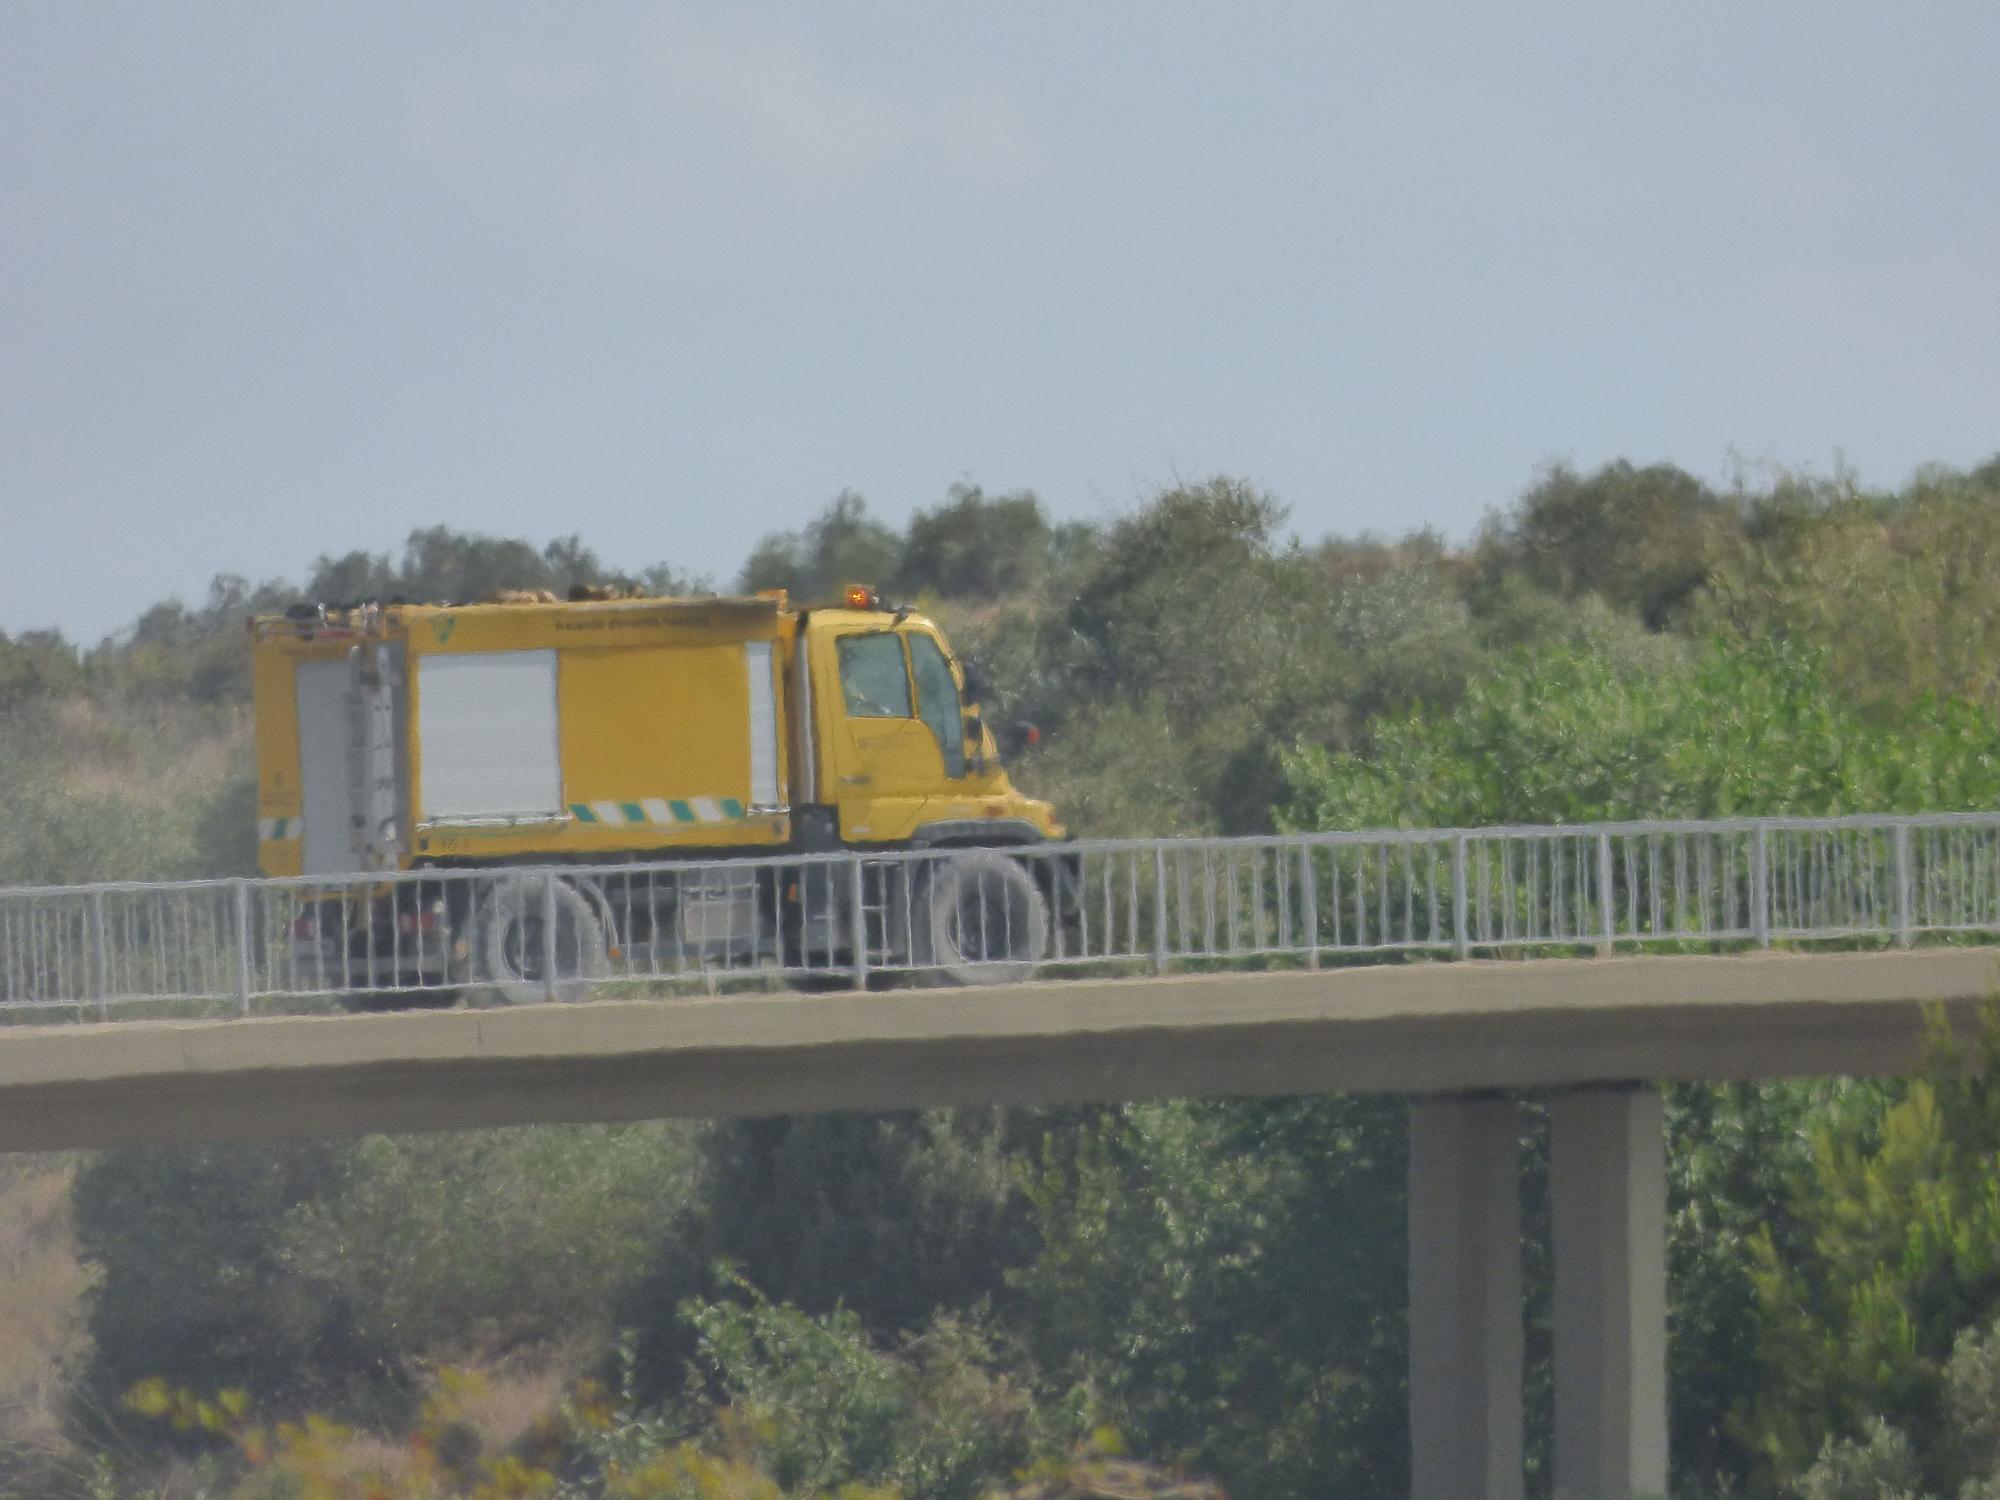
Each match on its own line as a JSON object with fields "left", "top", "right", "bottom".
{"left": 474, "top": 876, "right": 610, "bottom": 1005}
{"left": 913, "top": 850, "right": 1050, "bottom": 986}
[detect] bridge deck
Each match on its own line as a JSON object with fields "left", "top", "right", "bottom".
{"left": 4, "top": 948, "right": 1995, "bottom": 1152}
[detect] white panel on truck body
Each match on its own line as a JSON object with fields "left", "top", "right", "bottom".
{"left": 745, "top": 641, "right": 783, "bottom": 811}
{"left": 296, "top": 656, "right": 362, "bottom": 876}
{"left": 417, "top": 651, "right": 563, "bottom": 824}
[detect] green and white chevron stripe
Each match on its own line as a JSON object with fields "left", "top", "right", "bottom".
{"left": 259, "top": 816, "right": 301, "bottom": 841}
{"left": 571, "top": 797, "right": 747, "bottom": 828}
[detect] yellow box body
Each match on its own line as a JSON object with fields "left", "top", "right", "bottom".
{"left": 251, "top": 593, "right": 1059, "bottom": 877}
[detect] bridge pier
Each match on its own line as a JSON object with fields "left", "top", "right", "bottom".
{"left": 1407, "top": 1094, "right": 1524, "bottom": 1500}
{"left": 1406, "top": 1086, "right": 1667, "bottom": 1500}
{"left": 1550, "top": 1084, "right": 1668, "bottom": 1500}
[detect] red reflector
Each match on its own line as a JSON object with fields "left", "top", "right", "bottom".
{"left": 1025, "top": 725, "right": 1041, "bottom": 745}
{"left": 289, "top": 912, "right": 319, "bottom": 940}
{"left": 397, "top": 910, "right": 442, "bottom": 934}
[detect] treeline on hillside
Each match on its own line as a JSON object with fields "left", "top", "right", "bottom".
{"left": 9, "top": 454, "right": 2000, "bottom": 1498}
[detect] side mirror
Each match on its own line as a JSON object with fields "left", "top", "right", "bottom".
{"left": 960, "top": 663, "right": 989, "bottom": 702}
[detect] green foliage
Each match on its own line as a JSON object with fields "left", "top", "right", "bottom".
{"left": 738, "top": 493, "right": 903, "bottom": 604}
{"left": 1739, "top": 1015, "right": 2000, "bottom": 1494}
{"left": 0, "top": 743, "right": 210, "bottom": 886}
{"left": 1050, "top": 478, "right": 1298, "bottom": 735}
{"left": 1013, "top": 478, "right": 1485, "bottom": 834}
{"left": 0, "top": 628, "right": 83, "bottom": 708}
{"left": 1474, "top": 459, "right": 1738, "bottom": 628}
{"left": 1015, "top": 698, "right": 1216, "bottom": 837}
{"left": 192, "top": 765, "right": 263, "bottom": 878}
{"left": 1011, "top": 1096, "right": 1407, "bottom": 1500}
{"left": 1764, "top": 1314, "right": 2000, "bottom": 1498}
{"left": 629, "top": 1111, "right": 1035, "bottom": 1400}
{"left": 70, "top": 1143, "right": 379, "bottom": 1425}
{"left": 278, "top": 1125, "right": 698, "bottom": 1364}
{"left": 1702, "top": 461, "right": 2000, "bottom": 716}
{"left": 114, "top": 575, "right": 291, "bottom": 708}
{"left": 680, "top": 1279, "right": 1032, "bottom": 1500}
{"left": 1790, "top": 1418, "right": 1925, "bottom": 1500}
{"left": 1280, "top": 635, "right": 2000, "bottom": 832}
{"left": 69, "top": 1125, "right": 699, "bottom": 1448}
{"left": 306, "top": 525, "right": 702, "bottom": 609}
{"left": 894, "top": 484, "right": 1065, "bottom": 602}
{"left": 1665, "top": 1081, "right": 1830, "bottom": 1494}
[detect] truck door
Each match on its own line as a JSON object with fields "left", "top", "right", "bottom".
{"left": 820, "top": 625, "right": 944, "bottom": 841}
{"left": 905, "top": 629, "right": 967, "bottom": 781}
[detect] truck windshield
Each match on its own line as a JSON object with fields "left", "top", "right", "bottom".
{"left": 907, "top": 632, "right": 966, "bottom": 778}
{"left": 836, "top": 633, "right": 912, "bottom": 718}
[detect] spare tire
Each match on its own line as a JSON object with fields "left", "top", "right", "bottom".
{"left": 475, "top": 875, "right": 609, "bottom": 1005}
{"left": 914, "top": 850, "right": 1049, "bottom": 986}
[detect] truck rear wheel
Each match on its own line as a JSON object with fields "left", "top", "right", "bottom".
{"left": 914, "top": 850, "right": 1049, "bottom": 986}
{"left": 474, "top": 876, "right": 609, "bottom": 1004}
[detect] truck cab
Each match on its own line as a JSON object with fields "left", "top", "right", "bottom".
{"left": 802, "top": 594, "right": 1059, "bottom": 848}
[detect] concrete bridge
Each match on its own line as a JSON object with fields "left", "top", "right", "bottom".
{"left": 7, "top": 813, "right": 2000, "bottom": 1497}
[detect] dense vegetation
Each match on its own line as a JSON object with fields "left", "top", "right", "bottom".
{"left": 6, "top": 453, "right": 2000, "bottom": 1497}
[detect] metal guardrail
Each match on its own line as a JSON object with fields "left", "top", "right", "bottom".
{"left": 3, "top": 813, "right": 2000, "bottom": 1018}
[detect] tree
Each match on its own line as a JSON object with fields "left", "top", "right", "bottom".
{"left": 69, "top": 1142, "right": 383, "bottom": 1428}
{"left": 304, "top": 525, "right": 693, "bottom": 608}
{"left": 1280, "top": 636, "right": 2000, "bottom": 834}
{"left": 1011, "top": 1096, "right": 1408, "bottom": 1500}
{"left": 1702, "top": 461, "right": 2000, "bottom": 716}
{"left": 738, "top": 492, "right": 902, "bottom": 602}
{"left": 1474, "top": 459, "right": 1738, "bottom": 629}
{"left": 1739, "top": 1017, "right": 2000, "bottom": 1494}
{"left": 677, "top": 1282, "right": 1035, "bottom": 1500}
{"left": 895, "top": 484, "right": 1055, "bottom": 601}
{"left": 277, "top": 1124, "right": 697, "bottom": 1365}
{"left": 628, "top": 1110, "right": 1037, "bottom": 1400}
{"left": 1012, "top": 478, "right": 1486, "bottom": 836}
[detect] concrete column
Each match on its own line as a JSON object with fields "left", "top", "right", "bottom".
{"left": 1551, "top": 1085, "right": 1668, "bottom": 1500}
{"left": 1408, "top": 1094, "right": 1524, "bottom": 1500}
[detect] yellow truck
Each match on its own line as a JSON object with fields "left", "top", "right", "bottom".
{"left": 249, "top": 586, "right": 1065, "bottom": 1000}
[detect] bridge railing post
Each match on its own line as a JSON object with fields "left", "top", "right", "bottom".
{"left": 1301, "top": 843, "right": 1319, "bottom": 969}
{"left": 1453, "top": 836, "right": 1469, "bottom": 959}
{"left": 90, "top": 888, "right": 109, "bottom": 1016}
{"left": 1895, "top": 822, "right": 1914, "bottom": 947}
{"left": 1596, "top": 832, "right": 1615, "bottom": 957}
{"left": 850, "top": 857, "right": 870, "bottom": 990}
{"left": 542, "top": 871, "right": 560, "bottom": 1004}
{"left": 233, "top": 880, "right": 253, "bottom": 1015}
{"left": 1751, "top": 824, "right": 1771, "bottom": 948}
{"left": 1153, "top": 846, "right": 1170, "bottom": 974}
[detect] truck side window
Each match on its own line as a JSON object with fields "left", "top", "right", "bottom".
{"left": 836, "top": 633, "right": 912, "bottom": 718}
{"left": 907, "top": 633, "right": 967, "bottom": 778}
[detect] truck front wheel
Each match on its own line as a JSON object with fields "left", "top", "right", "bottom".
{"left": 914, "top": 850, "right": 1049, "bottom": 986}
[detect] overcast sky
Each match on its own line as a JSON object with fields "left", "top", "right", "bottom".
{"left": 3, "top": 4, "right": 1996, "bottom": 644}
